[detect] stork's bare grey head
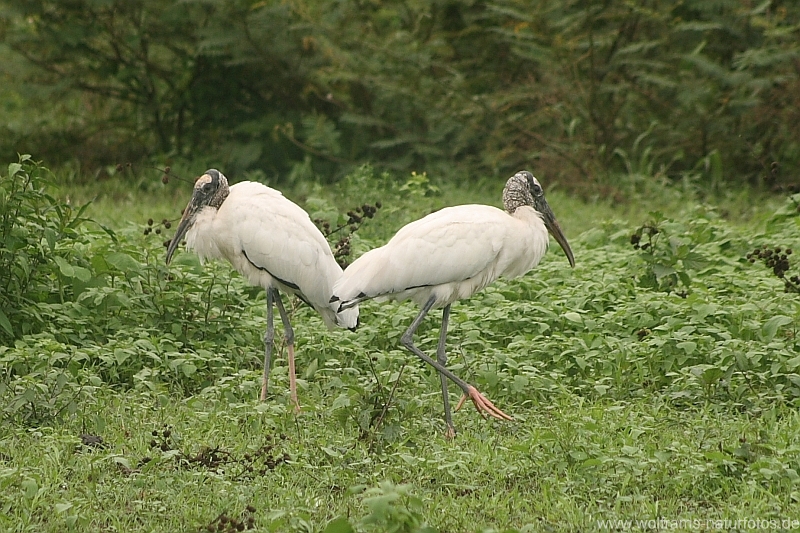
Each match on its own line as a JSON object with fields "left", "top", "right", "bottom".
{"left": 503, "top": 171, "right": 575, "bottom": 268}
{"left": 166, "top": 169, "right": 230, "bottom": 264}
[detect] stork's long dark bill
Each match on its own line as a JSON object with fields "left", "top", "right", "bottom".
{"left": 165, "top": 199, "right": 198, "bottom": 264}
{"left": 541, "top": 204, "right": 575, "bottom": 268}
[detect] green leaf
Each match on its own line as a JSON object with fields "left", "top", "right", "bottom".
{"left": 172, "top": 254, "right": 202, "bottom": 269}
{"left": 44, "top": 228, "right": 57, "bottom": 251}
{"left": 654, "top": 451, "right": 672, "bottom": 462}
{"left": 762, "top": 315, "right": 792, "bottom": 342}
{"left": 759, "top": 468, "right": 776, "bottom": 479}
{"left": 72, "top": 265, "right": 92, "bottom": 282}
{"left": 701, "top": 366, "right": 724, "bottom": 385}
{"left": 512, "top": 374, "right": 529, "bottom": 392}
{"left": 304, "top": 357, "right": 318, "bottom": 380}
{"left": 181, "top": 362, "right": 197, "bottom": 377}
{"left": 563, "top": 312, "right": 583, "bottom": 323}
{"left": 332, "top": 393, "right": 350, "bottom": 409}
{"left": 7, "top": 162, "right": 22, "bottom": 178}
{"left": 323, "top": 517, "right": 355, "bottom": 533}
{"left": 621, "top": 445, "right": 639, "bottom": 455}
{"left": 114, "top": 348, "right": 130, "bottom": 366}
{"left": 322, "top": 447, "right": 341, "bottom": 458}
{"left": 54, "top": 502, "right": 74, "bottom": 514}
{"left": 682, "top": 251, "right": 709, "bottom": 270}
{"left": 21, "top": 478, "right": 38, "bottom": 500}
{"left": 704, "top": 451, "right": 728, "bottom": 463}
{"left": 652, "top": 263, "right": 676, "bottom": 281}
{"left": 0, "top": 308, "right": 13, "bottom": 337}
{"left": 677, "top": 341, "right": 697, "bottom": 355}
{"left": 105, "top": 252, "right": 142, "bottom": 275}
{"left": 53, "top": 256, "right": 75, "bottom": 277}
{"left": 111, "top": 456, "right": 131, "bottom": 469}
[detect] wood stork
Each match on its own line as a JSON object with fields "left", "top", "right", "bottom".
{"left": 330, "top": 171, "right": 574, "bottom": 435}
{"left": 166, "top": 169, "right": 358, "bottom": 411}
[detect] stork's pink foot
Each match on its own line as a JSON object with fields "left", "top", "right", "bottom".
{"left": 455, "top": 386, "right": 513, "bottom": 421}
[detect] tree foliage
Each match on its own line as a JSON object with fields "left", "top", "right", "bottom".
{"left": 1, "top": 0, "right": 799, "bottom": 187}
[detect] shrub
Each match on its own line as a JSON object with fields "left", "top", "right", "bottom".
{"left": 0, "top": 155, "right": 94, "bottom": 344}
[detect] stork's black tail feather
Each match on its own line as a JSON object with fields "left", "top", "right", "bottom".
{"left": 330, "top": 291, "right": 369, "bottom": 313}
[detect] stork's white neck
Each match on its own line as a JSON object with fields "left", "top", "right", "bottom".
{"left": 185, "top": 206, "right": 224, "bottom": 263}
{"left": 512, "top": 204, "right": 546, "bottom": 228}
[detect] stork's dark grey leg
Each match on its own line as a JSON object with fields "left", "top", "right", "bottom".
{"left": 401, "top": 296, "right": 465, "bottom": 388}
{"left": 260, "top": 288, "right": 276, "bottom": 401}
{"left": 437, "top": 304, "right": 455, "bottom": 437}
{"left": 400, "top": 296, "right": 512, "bottom": 426}
{"left": 273, "top": 290, "right": 299, "bottom": 413}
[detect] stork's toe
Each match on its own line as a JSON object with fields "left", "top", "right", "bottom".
{"left": 464, "top": 386, "right": 513, "bottom": 421}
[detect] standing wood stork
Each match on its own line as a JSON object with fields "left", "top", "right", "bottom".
{"left": 330, "top": 171, "right": 574, "bottom": 435}
{"left": 166, "top": 169, "right": 358, "bottom": 411}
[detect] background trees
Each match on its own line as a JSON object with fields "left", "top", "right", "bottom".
{"left": 1, "top": 0, "right": 798, "bottom": 189}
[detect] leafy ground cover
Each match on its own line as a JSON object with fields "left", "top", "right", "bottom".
{"left": 1, "top": 159, "right": 799, "bottom": 531}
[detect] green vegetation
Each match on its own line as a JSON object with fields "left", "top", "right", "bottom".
{"left": 1, "top": 0, "right": 799, "bottom": 189}
{"left": 2, "top": 0, "right": 799, "bottom": 530}
{"left": 1, "top": 157, "right": 799, "bottom": 531}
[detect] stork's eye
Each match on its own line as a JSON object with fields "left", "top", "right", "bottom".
{"left": 530, "top": 182, "right": 542, "bottom": 196}
{"left": 203, "top": 183, "right": 213, "bottom": 192}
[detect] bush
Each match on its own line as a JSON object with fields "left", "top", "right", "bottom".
{"left": 0, "top": 155, "right": 95, "bottom": 344}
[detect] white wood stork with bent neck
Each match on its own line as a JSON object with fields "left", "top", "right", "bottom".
{"left": 331, "top": 171, "right": 574, "bottom": 436}
{"left": 166, "top": 169, "right": 358, "bottom": 411}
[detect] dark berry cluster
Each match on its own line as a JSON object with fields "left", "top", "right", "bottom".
{"left": 201, "top": 506, "right": 257, "bottom": 532}
{"left": 186, "top": 446, "right": 233, "bottom": 469}
{"left": 79, "top": 433, "right": 106, "bottom": 449}
{"left": 346, "top": 202, "right": 381, "bottom": 225}
{"left": 314, "top": 218, "right": 331, "bottom": 234}
{"left": 238, "top": 440, "right": 291, "bottom": 476}
{"left": 149, "top": 425, "right": 175, "bottom": 452}
{"left": 144, "top": 217, "right": 173, "bottom": 236}
{"left": 747, "top": 246, "right": 792, "bottom": 278}
{"left": 315, "top": 201, "right": 382, "bottom": 268}
{"left": 142, "top": 427, "right": 290, "bottom": 478}
{"left": 630, "top": 224, "right": 659, "bottom": 250}
{"left": 333, "top": 235, "right": 352, "bottom": 269}
{"left": 747, "top": 245, "right": 800, "bottom": 293}
{"left": 313, "top": 202, "right": 382, "bottom": 237}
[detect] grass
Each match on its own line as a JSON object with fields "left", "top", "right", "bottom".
{"left": 59, "top": 163, "right": 783, "bottom": 238}
{"left": 5, "top": 389, "right": 798, "bottom": 532}
{"left": 2, "top": 161, "right": 800, "bottom": 531}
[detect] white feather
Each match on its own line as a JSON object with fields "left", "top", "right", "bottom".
{"left": 186, "top": 181, "right": 357, "bottom": 329}
{"left": 333, "top": 203, "right": 549, "bottom": 309}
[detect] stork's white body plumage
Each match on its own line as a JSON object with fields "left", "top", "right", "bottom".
{"left": 333, "top": 204, "right": 549, "bottom": 309}
{"left": 331, "top": 171, "right": 574, "bottom": 435}
{"left": 185, "top": 181, "right": 357, "bottom": 329}
{"left": 167, "top": 170, "right": 357, "bottom": 411}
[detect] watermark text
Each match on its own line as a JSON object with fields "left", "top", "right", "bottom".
{"left": 596, "top": 518, "right": 800, "bottom": 531}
